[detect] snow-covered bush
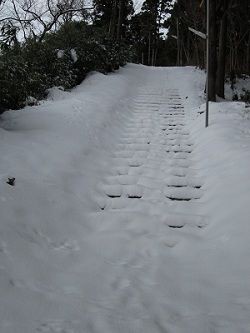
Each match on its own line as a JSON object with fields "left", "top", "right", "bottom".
{"left": 0, "top": 42, "right": 76, "bottom": 110}
{"left": 0, "top": 21, "right": 132, "bottom": 112}
{"left": 0, "top": 50, "right": 30, "bottom": 110}
{"left": 240, "top": 89, "right": 250, "bottom": 104}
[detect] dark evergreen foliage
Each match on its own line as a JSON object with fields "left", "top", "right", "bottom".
{"left": 0, "top": 3, "right": 133, "bottom": 111}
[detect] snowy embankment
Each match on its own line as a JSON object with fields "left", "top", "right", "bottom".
{"left": 0, "top": 65, "right": 148, "bottom": 332}
{"left": 174, "top": 68, "right": 250, "bottom": 331}
{"left": 0, "top": 64, "right": 250, "bottom": 332}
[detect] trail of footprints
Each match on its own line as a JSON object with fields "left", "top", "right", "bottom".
{"left": 96, "top": 89, "right": 207, "bottom": 230}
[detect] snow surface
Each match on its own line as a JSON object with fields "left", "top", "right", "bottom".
{"left": 225, "top": 75, "right": 250, "bottom": 102}
{"left": 1, "top": 64, "right": 250, "bottom": 332}
{"left": 70, "top": 49, "right": 78, "bottom": 63}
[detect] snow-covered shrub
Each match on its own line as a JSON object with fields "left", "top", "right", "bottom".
{"left": 25, "top": 96, "right": 38, "bottom": 106}
{"left": 0, "top": 21, "right": 132, "bottom": 112}
{"left": 240, "top": 89, "right": 250, "bottom": 104}
{"left": 0, "top": 40, "right": 77, "bottom": 110}
{"left": 0, "top": 50, "right": 30, "bottom": 110}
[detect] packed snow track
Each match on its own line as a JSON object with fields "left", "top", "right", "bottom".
{"left": 92, "top": 83, "right": 209, "bottom": 333}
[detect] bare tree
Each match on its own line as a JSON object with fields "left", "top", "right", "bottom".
{"left": 0, "top": 0, "right": 6, "bottom": 9}
{"left": 0, "top": 0, "right": 92, "bottom": 42}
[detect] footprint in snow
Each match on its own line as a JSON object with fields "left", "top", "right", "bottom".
{"left": 36, "top": 321, "right": 74, "bottom": 333}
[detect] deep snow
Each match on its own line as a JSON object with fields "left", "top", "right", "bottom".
{"left": 0, "top": 64, "right": 250, "bottom": 332}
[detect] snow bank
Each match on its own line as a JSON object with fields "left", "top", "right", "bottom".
{"left": 182, "top": 68, "right": 250, "bottom": 332}
{"left": 0, "top": 64, "right": 149, "bottom": 332}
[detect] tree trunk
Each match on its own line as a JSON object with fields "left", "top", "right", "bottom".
{"left": 247, "top": 33, "right": 250, "bottom": 75}
{"left": 176, "top": 18, "right": 180, "bottom": 66}
{"left": 208, "top": 0, "right": 217, "bottom": 101}
{"left": 151, "top": 48, "right": 155, "bottom": 66}
{"left": 154, "top": 47, "right": 158, "bottom": 66}
{"left": 216, "top": 10, "right": 227, "bottom": 98}
{"left": 109, "top": 0, "right": 117, "bottom": 39}
{"left": 195, "top": 39, "right": 199, "bottom": 67}
{"left": 148, "top": 33, "right": 151, "bottom": 65}
{"left": 116, "top": 0, "right": 124, "bottom": 43}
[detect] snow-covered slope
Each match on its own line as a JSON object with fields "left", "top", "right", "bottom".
{"left": 0, "top": 64, "right": 250, "bottom": 332}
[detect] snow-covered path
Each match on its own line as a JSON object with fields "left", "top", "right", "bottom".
{"left": 1, "top": 65, "right": 250, "bottom": 332}
{"left": 90, "top": 81, "right": 209, "bottom": 332}
{"left": 97, "top": 88, "right": 204, "bottom": 214}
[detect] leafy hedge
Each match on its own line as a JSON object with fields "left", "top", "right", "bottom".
{"left": 0, "top": 22, "right": 133, "bottom": 111}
